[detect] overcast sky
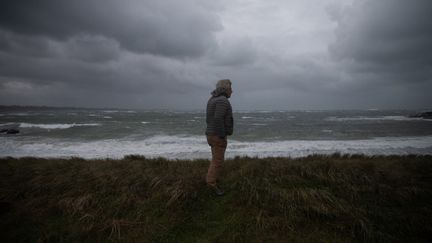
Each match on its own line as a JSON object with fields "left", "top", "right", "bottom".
{"left": 0, "top": 0, "right": 431, "bottom": 110}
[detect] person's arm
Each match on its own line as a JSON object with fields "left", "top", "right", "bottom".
{"left": 214, "top": 99, "right": 229, "bottom": 138}
{"left": 225, "top": 102, "right": 233, "bottom": 136}
{"left": 225, "top": 115, "right": 233, "bottom": 136}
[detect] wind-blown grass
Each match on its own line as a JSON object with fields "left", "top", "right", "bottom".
{"left": 0, "top": 154, "right": 431, "bottom": 242}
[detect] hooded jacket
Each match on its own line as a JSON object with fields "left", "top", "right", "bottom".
{"left": 206, "top": 87, "right": 234, "bottom": 138}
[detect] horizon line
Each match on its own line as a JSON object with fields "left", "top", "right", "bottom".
{"left": 0, "top": 105, "right": 431, "bottom": 112}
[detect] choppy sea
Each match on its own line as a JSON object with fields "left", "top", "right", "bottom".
{"left": 1, "top": 107, "right": 432, "bottom": 159}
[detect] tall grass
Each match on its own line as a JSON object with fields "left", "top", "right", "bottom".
{"left": 0, "top": 154, "right": 431, "bottom": 242}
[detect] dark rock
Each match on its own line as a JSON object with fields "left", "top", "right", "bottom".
{"left": 408, "top": 112, "right": 432, "bottom": 119}
{"left": 1, "top": 129, "right": 20, "bottom": 134}
{"left": 7, "top": 129, "right": 20, "bottom": 134}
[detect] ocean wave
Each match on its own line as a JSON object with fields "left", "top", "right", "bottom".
{"left": 19, "top": 123, "right": 101, "bottom": 129}
{"left": 103, "top": 110, "right": 137, "bottom": 113}
{"left": 8, "top": 113, "right": 32, "bottom": 116}
{"left": 0, "top": 122, "right": 16, "bottom": 127}
{"left": 325, "top": 116, "right": 427, "bottom": 122}
{"left": 1, "top": 135, "right": 431, "bottom": 159}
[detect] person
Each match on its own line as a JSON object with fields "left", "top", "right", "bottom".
{"left": 205, "top": 79, "right": 234, "bottom": 196}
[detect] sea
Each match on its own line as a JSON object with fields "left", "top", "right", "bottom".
{"left": 1, "top": 107, "right": 432, "bottom": 159}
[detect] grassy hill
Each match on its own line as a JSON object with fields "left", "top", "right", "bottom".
{"left": 1, "top": 154, "right": 431, "bottom": 242}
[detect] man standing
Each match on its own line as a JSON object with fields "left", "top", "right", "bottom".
{"left": 205, "top": 79, "right": 234, "bottom": 196}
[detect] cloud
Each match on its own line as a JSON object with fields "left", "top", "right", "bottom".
{"left": 0, "top": 0, "right": 223, "bottom": 108}
{"left": 0, "top": 0, "right": 431, "bottom": 109}
{"left": 0, "top": 30, "right": 121, "bottom": 63}
{"left": 329, "top": 0, "right": 432, "bottom": 84}
{"left": 0, "top": 0, "right": 223, "bottom": 58}
{"left": 62, "top": 35, "right": 121, "bottom": 63}
{"left": 0, "top": 30, "right": 54, "bottom": 58}
{"left": 0, "top": 30, "right": 213, "bottom": 108}
{"left": 209, "top": 37, "right": 257, "bottom": 66}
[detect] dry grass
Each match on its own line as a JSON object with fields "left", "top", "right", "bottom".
{"left": 0, "top": 154, "right": 431, "bottom": 242}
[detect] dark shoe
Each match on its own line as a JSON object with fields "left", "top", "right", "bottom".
{"left": 208, "top": 184, "right": 225, "bottom": 196}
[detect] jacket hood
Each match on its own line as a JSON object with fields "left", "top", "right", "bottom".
{"left": 211, "top": 87, "right": 229, "bottom": 97}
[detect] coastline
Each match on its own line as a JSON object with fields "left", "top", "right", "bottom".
{"left": 2, "top": 134, "right": 432, "bottom": 159}
{"left": 1, "top": 154, "right": 431, "bottom": 242}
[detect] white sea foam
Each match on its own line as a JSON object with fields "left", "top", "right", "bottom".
{"left": 141, "top": 122, "right": 150, "bottom": 124}
{"left": 0, "top": 122, "right": 17, "bottom": 127}
{"left": 19, "top": 123, "right": 101, "bottom": 129}
{"left": 1, "top": 135, "right": 431, "bottom": 159}
{"left": 256, "top": 111, "right": 273, "bottom": 113}
{"left": 242, "top": 116, "right": 253, "bottom": 119}
{"left": 103, "top": 116, "right": 112, "bottom": 119}
{"left": 9, "top": 113, "right": 30, "bottom": 116}
{"left": 102, "top": 110, "right": 136, "bottom": 113}
{"left": 325, "top": 116, "right": 426, "bottom": 122}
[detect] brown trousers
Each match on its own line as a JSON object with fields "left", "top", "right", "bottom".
{"left": 206, "top": 135, "right": 227, "bottom": 186}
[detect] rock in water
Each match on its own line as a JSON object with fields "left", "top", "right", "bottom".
{"left": 0, "top": 129, "right": 19, "bottom": 134}
{"left": 408, "top": 112, "right": 432, "bottom": 119}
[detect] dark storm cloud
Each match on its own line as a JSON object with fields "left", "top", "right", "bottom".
{"left": 0, "top": 0, "right": 431, "bottom": 110}
{"left": 0, "top": 0, "right": 222, "bottom": 108}
{"left": 0, "top": 30, "right": 121, "bottom": 62}
{"left": 209, "top": 37, "right": 257, "bottom": 66}
{"left": 329, "top": 0, "right": 432, "bottom": 84}
{"left": 0, "top": 49, "right": 209, "bottom": 109}
{"left": 0, "top": 29, "right": 209, "bottom": 109}
{"left": 0, "top": 30, "right": 54, "bottom": 58}
{"left": 0, "top": 0, "right": 222, "bottom": 58}
{"left": 63, "top": 35, "right": 121, "bottom": 63}
{"left": 0, "top": 49, "right": 205, "bottom": 94}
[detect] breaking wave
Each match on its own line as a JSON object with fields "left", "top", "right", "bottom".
{"left": 19, "top": 123, "right": 101, "bottom": 129}
{"left": 325, "top": 116, "right": 429, "bottom": 122}
{"left": 1, "top": 135, "right": 431, "bottom": 159}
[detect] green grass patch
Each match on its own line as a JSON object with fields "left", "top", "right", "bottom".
{"left": 0, "top": 154, "right": 431, "bottom": 242}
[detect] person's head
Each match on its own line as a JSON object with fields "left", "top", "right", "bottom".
{"left": 216, "top": 79, "right": 233, "bottom": 98}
